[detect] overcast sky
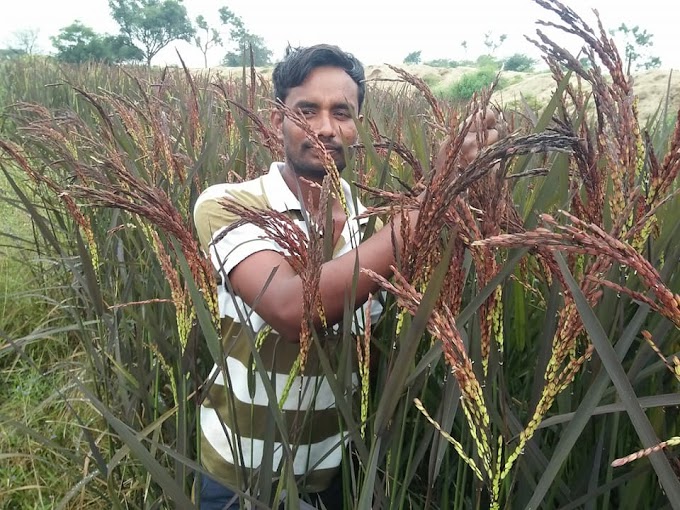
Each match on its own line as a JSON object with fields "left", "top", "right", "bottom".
{"left": 1, "top": 0, "right": 678, "bottom": 70}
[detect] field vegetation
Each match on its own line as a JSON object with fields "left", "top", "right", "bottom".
{"left": 1, "top": 0, "right": 679, "bottom": 508}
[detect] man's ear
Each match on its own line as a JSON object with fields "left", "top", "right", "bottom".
{"left": 352, "top": 113, "right": 364, "bottom": 143}
{"left": 271, "top": 108, "right": 284, "bottom": 141}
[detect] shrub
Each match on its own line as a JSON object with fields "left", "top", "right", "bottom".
{"left": 503, "top": 53, "right": 537, "bottom": 72}
{"left": 475, "top": 54, "right": 501, "bottom": 69}
{"left": 438, "top": 67, "right": 504, "bottom": 102}
{"left": 424, "top": 58, "right": 460, "bottom": 68}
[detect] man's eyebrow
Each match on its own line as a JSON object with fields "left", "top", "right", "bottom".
{"left": 291, "top": 99, "right": 354, "bottom": 110}
{"left": 292, "top": 100, "right": 318, "bottom": 109}
{"left": 332, "top": 102, "right": 352, "bottom": 111}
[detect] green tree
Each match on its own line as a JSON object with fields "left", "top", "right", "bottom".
{"left": 403, "top": 50, "right": 422, "bottom": 65}
{"left": 194, "top": 15, "right": 222, "bottom": 68}
{"left": 219, "top": 6, "right": 272, "bottom": 66}
{"left": 610, "top": 23, "right": 661, "bottom": 75}
{"left": 503, "top": 53, "right": 536, "bottom": 72}
{"left": 51, "top": 21, "right": 107, "bottom": 63}
{"left": 101, "top": 34, "right": 145, "bottom": 63}
{"left": 51, "top": 21, "right": 142, "bottom": 64}
{"left": 108, "top": 0, "right": 194, "bottom": 65}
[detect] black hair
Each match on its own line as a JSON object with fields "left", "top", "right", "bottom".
{"left": 272, "top": 44, "right": 366, "bottom": 111}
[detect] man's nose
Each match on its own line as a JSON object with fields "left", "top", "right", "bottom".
{"left": 314, "top": 112, "right": 336, "bottom": 138}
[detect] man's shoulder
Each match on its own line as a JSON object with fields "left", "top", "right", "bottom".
{"left": 194, "top": 176, "right": 272, "bottom": 219}
{"left": 193, "top": 176, "right": 272, "bottom": 250}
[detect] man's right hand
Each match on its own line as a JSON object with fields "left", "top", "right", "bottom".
{"left": 435, "top": 108, "right": 501, "bottom": 175}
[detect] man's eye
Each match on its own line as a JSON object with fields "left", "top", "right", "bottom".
{"left": 300, "top": 109, "right": 315, "bottom": 117}
{"left": 334, "top": 111, "right": 350, "bottom": 119}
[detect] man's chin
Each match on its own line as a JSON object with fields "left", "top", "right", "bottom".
{"left": 292, "top": 160, "right": 346, "bottom": 178}
{"left": 304, "top": 153, "right": 346, "bottom": 171}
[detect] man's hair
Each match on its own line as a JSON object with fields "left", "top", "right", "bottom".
{"left": 272, "top": 44, "right": 366, "bottom": 111}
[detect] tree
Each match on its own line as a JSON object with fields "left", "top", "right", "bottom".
{"left": 9, "top": 28, "right": 40, "bottom": 55}
{"left": 219, "top": 6, "right": 272, "bottom": 66}
{"left": 109, "top": 0, "right": 194, "bottom": 65}
{"left": 610, "top": 23, "right": 661, "bottom": 75}
{"left": 101, "top": 34, "right": 145, "bottom": 63}
{"left": 502, "top": 53, "right": 536, "bottom": 72}
{"left": 193, "top": 15, "right": 222, "bottom": 68}
{"left": 403, "top": 51, "right": 422, "bottom": 65}
{"left": 483, "top": 31, "right": 507, "bottom": 55}
{"left": 51, "top": 22, "right": 104, "bottom": 63}
{"left": 51, "top": 21, "right": 142, "bottom": 64}
{"left": 1, "top": 29, "right": 40, "bottom": 60}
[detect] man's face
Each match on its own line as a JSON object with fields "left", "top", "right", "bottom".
{"left": 272, "top": 66, "right": 361, "bottom": 179}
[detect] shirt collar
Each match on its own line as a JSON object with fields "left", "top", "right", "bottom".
{"left": 261, "top": 162, "right": 367, "bottom": 224}
{"left": 262, "top": 162, "right": 302, "bottom": 213}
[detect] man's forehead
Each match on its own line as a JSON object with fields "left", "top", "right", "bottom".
{"left": 285, "top": 67, "right": 359, "bottom": 108}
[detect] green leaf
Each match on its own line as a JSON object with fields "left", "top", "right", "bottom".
{"left": 537, "top": 392, "right": 680, "bottom": 429}
{"left": 540, "top": 253, "right": 680, "bottom": 509}
{"left": 74, "top": 382, "right": 197, "bottom": 509}
{"left": 373, "top": 234, "right": 456, "bottom": 433}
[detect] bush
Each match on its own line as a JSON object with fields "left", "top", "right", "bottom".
{"left": 475, "top": 54, "right": 501, "bottom": 69}
{"left": 503, "top": 53, "right": 537, "bottom": 72}
{"left": 438, "top": 67, "right": 504, "bottom": 102}
{"left": 424, "top": 58, "right": 460, "bottom": 68}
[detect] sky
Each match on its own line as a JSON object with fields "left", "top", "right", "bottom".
{"left": 1, "top": 0, "right": 678, "bottom": 71}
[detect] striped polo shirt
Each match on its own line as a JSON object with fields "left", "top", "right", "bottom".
{"left": 193, "top": 162, "right": 382, "bottom": 493}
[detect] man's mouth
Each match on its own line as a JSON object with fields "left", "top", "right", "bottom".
{"left": 304, "top": 143, "right": 342, "bottom": 154}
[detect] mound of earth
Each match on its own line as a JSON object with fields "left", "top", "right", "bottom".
{"left": 209, "top": 64, "right": 680, "bottom": 121}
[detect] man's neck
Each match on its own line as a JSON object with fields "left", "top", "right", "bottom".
{"left": 280, "top": 163, "right": 326, "bottom": 214}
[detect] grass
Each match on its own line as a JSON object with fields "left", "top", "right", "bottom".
{"left": 0, "top": 354, "right": 100, "bottom": 509}
{"left": 0, "top": 167, "right": 46, "bottom": 344}
{"left": 0, "top": 169, "right": 105, "bottom": 510}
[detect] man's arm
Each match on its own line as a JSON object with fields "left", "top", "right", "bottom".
{"left": 230, "top": 109, "right": 500, "bottom": 341}
{"left": 229, "top": 213, "right": 411, "bottom": 341}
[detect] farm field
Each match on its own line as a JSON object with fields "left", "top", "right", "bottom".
{"left": 1, "top": 5, "right": 679, "bottom": 510}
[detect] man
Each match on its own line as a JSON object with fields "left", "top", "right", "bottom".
{"left": 193, "top": 44, "right": 498, "bottom": 509}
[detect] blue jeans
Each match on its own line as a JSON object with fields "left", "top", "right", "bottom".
{"left": 198, "top": 475, "right": 240, "bottom": 509}
{"left": 197, "top": 473, "right": 345, "bottom": 510}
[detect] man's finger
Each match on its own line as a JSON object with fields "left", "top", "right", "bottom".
{"left": 484, "top": 127, "right": 500, "bottom": 145}
{"left": 483, "top": 109, "right": 498, "bottom": 129}
{"left": 465, "top": 108, "right": 497, "bottom": 132}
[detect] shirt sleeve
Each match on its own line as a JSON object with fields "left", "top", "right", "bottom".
{"left": 193, "top": 186, "right": 282, "bottom": 279}
{"left": 209, "top": 223, "right": 281, "bottom": 279}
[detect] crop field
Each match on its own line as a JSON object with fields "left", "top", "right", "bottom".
{"left": 0, "top": 3, "right": 679, "bottom": 509}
